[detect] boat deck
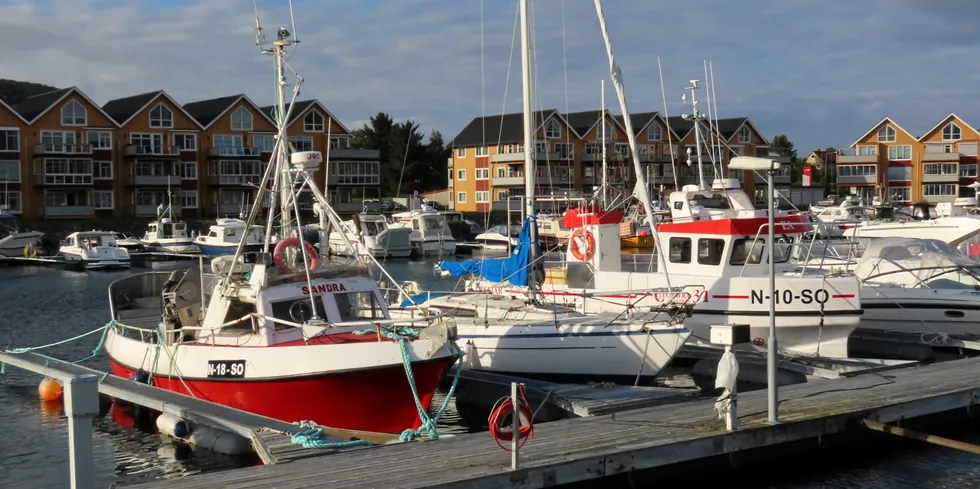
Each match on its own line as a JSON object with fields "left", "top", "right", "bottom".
{"left": 131, "top": 355, "right": 980, "bottom": 489}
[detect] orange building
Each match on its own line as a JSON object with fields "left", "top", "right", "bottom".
{"left": 838, "top": 114, "right": 979, "bottom": 204}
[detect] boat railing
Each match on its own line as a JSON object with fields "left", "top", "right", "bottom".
{"left": 860, "top": 263, "right": 980, "bottom": 290}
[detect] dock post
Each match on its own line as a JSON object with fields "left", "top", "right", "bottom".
{"left": 511, "top": 381, "right": 520, "bottom": 470}
{"left": 724, "top": 346, "right": 737, "bottom": 431}
{"left": 64, "top": 374, "right": 100, "bottom": 489}
{"left": 710, "top": 324, "right": 749, "bottom": 431}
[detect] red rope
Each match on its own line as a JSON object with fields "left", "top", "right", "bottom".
{"left": 488, "top": 385, "right": 534, "bottom": 451}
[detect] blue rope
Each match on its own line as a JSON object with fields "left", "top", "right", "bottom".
{"left": 2, "top": 321, "right": 113, "bottom": 371}
{"left": 290, "top": 428, "right": 371, "bottom": 449}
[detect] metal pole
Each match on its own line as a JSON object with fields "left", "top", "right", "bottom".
{"left": 510, "top": 381, "right": 520, "bottom": 470}
{"left": 518, "top": 0, "right": 538, "bottom": 301}
{"left": 726, "top": 345, "right": 738, "bottom": 431}
{"left": 601, "top": 79, "right": 607, "bottom": 208}
{"left": 65, "top": 374, "right": 100, "bottom": 489}
{"left": 767, "top": 167, "right": 779, "bottom": 424}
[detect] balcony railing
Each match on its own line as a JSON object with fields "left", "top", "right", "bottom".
{"left": 837, "top": 174, "right": 876, "bottom": 184}
{"left": 208, "top": 175, "right": 262, "bottom": 186}
{"left": 491, "top": 151, "right": 561, "bottom": 163}
{"left": 134, "top": 174, "right": 180, "bottom": 186}
{"left": 34, "top": 144, "right": 92, "bottom": 155}
{"left": 43, "top": 205, "right": 94, "bottom": 217}
{"left": 207, "top": 146, "right": 261, "bottom": 157}
{"left": 135, "top": 204, "right": 181, "bottom": 216}
{"left": 34, "top": 174, "right": 93, "bottom": 186}
{"left": 124, "top": 145, "right": 179, "bottom": 157}
{"left": 923, "top": 152, "right": 960, "bottom": 162}
{"left": 837, "top": 149, "right": 878, "bottom": 164}
{"left": 492, "top": 175, "right": 525, "bottom": 186}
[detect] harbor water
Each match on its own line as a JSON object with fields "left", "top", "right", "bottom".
{"left": 2, "top": 258, "right": 980, "bottom": 488}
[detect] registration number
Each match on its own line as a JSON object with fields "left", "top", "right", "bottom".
{"left": 207, "top": 360, "right": 246, "bottom": 378}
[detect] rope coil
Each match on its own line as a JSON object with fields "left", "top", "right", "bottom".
{"left": 290, "top": 427, "right": 371, "bottom": 449}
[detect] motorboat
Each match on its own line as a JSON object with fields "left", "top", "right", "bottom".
{"left": 389, "top": 210, "right": 457, "bottom": 256}
{"left": 326, "top": 213, "right": 412, "bottom": 258}
{"left": 59, "top": 230, "right": 131, "bottom": 269}
{"left": 472, "top": 224, "right": 519, "bottom": 251}
{"left": 843, "top": 201, "right": 980, "bottom": 249}
{"left": 103, "top": 21, "right": 459, "bottom": 435}
{"left": 193, "top": 218, "right": 267, "bottom": 257}
{"left": 141, "top": 205, "right": 199, "bottom": 254}
{"left": 0, "top": 212, "right": 43, "bottom": 257}
{"left": 112, "top": 232, "right": 144, "bottom": 252}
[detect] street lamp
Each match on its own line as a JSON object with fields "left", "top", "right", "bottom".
{"left": 728, "top": 155, "right": 781, "bottom": 424}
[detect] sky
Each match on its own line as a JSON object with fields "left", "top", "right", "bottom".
{"left": 0, "top": 0, "right": 976, "bottom": 152}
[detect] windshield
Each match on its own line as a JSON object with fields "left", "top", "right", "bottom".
{"left": 0, "top": 215, "right": 18, "bottom": 239}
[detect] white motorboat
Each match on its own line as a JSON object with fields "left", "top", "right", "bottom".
{"left": 141, "top": 205, "right": 199, "bottom": 254}
{"left": 193, "top": 218, "right": 267, "bottom": 257}
{"left": 389, "top": 210, "right": 456, "bottom": 256}
{"left": 112, "top": 232, "right": 144, "bottom": 252}
{"left": 326, "top": 213, "right": 412, "bottom": 258}
{"left": 59, "top": 231, "right": 130, "bottom": 269}
{"left": 843, "top": 201, "right": 980, "bottom": 249}
{"left": 472, "top": 224, "right": 519, "bottom": 251}
{"left": 0, "top": 212, "right": 43, "bottom": 257}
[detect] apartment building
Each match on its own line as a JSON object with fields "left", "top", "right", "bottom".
{"left": 447, "top": 109, "right": 781, "bottom": 212}
{"left": 837, "top": 114, "right": 979, "bottom": 204}
{"left": 0, "top": 86, "right": 375, "bottom": 219}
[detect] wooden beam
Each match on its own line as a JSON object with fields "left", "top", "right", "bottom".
{"left": 862, "top": 419, "right": 980, "bottom": 455}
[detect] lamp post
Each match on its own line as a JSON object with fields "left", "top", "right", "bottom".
{"left": 728, "top": 156, "right": 781, "bottom": 423}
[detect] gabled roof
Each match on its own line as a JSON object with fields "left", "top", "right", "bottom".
{"left": 102, "top": 90, "right": 203, "bottom": 129}
{"left": 12, "top": 86, "right": 118, "bottom": 126}
{"left": 258, "top": 99, "right": 351, "bottom": 134}
{"left": 849, "top": 117, "right": 916, "bottom": 148}
{"left": 613, "top": 111, "right": 656, "bottom": 136}
{"left": 917, "top": 113, "right": 980, "bottom": 142}
{"left": 665, "top": 115, "right": 695, "bottom": 141}
{"left": 449, "top": 109, "right": 569, "bottom": 147}
{"left": 710, "top": 117, "right": 769, "bottom": 145}
{"left": 0, "top": 98, "right": 28, "bottom": 125}
{"left": 562, "top": 110, "right": 628, "bottom": 139}
{"left": 182, "top": 94, "right": 277, "bottom": 130}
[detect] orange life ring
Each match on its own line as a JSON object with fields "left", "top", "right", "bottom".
{"left": 569, "top": 228, "right": 595, "bottom": 261}
{"left": 273, "top": 237, "right": 320, "bottom": 274}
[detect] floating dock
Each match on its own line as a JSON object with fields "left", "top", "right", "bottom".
{"left": 130, "top": 356, "right": 980, "bottom": 489}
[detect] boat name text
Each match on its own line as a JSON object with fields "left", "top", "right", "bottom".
{"left": 301, "top": 283, "right": 348, "bottom": 294}
{"left": 750, "top": 289, "right": 830, "bottom": 305}
{"left": 207, "top": 360, "right": 246, "bottom": 378}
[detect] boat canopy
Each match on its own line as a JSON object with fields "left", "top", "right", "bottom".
{"left": 437, "top": 217, "right": 540, "bottom": 286}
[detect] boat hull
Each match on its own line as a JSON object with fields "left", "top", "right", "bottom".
{"left": 414, "top": 238, "right": 456, "bottom": 256}
{"left": 857, "top": 291, "right": 980, "bottom": 337}
{"left": 196, "top": 242, "right": 264, "bottom": 257}
{"left": 60, "top": 250, "right": 131, "bottom": 269}
{"left": 0, "top": 232, "right": 44, "bottom": 257}
{"left": 143, "top": 240, "right": 199, "bottom": 254}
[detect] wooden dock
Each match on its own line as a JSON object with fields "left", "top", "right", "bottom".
{"left": 130, "top": 355, "right": 980, "bottom": 489}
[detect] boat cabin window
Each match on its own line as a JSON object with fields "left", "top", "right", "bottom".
{"left": 423, "top": 217, "right": 443, "bottom": 231}
{"left": 697, "top": 238, "right": 726, "bottom": 266}
{"left": 412, "top": 220, "right": 420, "bottom": 231}
{"left": 0, "top": 215, "right": 19, "bottom": 239}
{"left": 730, "top": 238, "right": 765, "bottom": 266}
{"left": 363, "top": 221, "right": 383, "bottom": 237}
{"left": 208, "top": 230, "right": 219, "bottom": 238}
{"left": 225, "top": 228, "right": 237, "bottom": 237}
{"left": 162, "top": 225, "right": 174, "bottom": 239}
{"left": 222, "top": 300, "right": 259, "bottom": 333}
{"left": 773, "top": 236, "right": 792, "bottom": 263}
{"left": 689, "top": 193, "right": 732, "bottom": 210}
{"left": 668, "top": 237, "right": 691, "bottom": 263}
{"left": 334, "top": 292, "right": 385, "bottom": 321}
{"left": 269, "top": 297, "right": 328, "bottom": 330}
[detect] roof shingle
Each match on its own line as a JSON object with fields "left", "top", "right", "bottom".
{"left": 101, "top": 91, "right": 163, "bottom": 125}
{"left": 182, "top": 94, "right": 244, "bottom": 127}
{"left": 12, "top": 87, "right": 72, "bottom": 122}
{"left": 449, "top": 109, "right": 559, "bottom": 147}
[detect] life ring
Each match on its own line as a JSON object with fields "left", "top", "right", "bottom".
{"left": 273, "top": 238, "right": 319, "bottom": 274}
{"left": 569, "top": 228, "right": 595, "bottom": 262}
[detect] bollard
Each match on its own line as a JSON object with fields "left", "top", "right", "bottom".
{"left": 64, "top": 374, "right": 100, "bottom": 489}
{"left": 710, "top": 324, "right": 748, "bottom": 432}
{"left": 511, "top": 381, "right": 520, "bottom": 470}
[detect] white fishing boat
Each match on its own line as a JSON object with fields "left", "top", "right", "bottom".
{"left": 193, "top": 217, "right": 267, "bottom": 257}
{"left": 141, "top": 204, "right": 198, "bottom": 254}
{"left": 103, "top": 8, "right": 459, "bottom": 436}
{"left": 389, "top": 210, "right": 456, "bottom": 256}
{"left": 326, "top": 213, "right": 412, "bottom": 258}
{"left": 58, "top": 231, "right": 131, "bottom": 269}
{"left": 0, "top": 212, "right": 43, "bottom": 257}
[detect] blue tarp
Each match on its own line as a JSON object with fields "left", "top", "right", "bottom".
{"left": 437, "top": 217, "right": 539, "bottom": 286}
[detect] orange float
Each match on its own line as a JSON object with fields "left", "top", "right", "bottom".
{"left": 569, "top": 228, "right": 596, "bottom": 261}
{"left": 38, "top": 378, "right": 63, "bottom": 401}
{"left": 273, "top": 237, "right": 320, "bottom": 274}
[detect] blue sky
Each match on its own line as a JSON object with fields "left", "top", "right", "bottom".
{"left": 0, "top": 0, "right": 974, "bottom": 152}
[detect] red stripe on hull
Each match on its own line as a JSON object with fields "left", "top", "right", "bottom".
{"left": 108, "top": 356, "right": 456, "bottom": 434}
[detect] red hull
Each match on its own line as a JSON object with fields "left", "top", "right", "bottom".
{"left": 108, "top": 356, "right": 456, "bottom": 434}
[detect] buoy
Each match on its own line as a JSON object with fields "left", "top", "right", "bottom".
{"left": 38, "top": 378, "right": 63, "bottom": 401}
{"left": 639, "top": 230, "right": 649, "bottom": 237}
{"left": 131, "top": 369, "right": 151, "bottom": 385}
{"left": 156, "top": 413, "right": 191, "bottom": 439}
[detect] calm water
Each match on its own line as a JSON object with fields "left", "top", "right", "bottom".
{"left": 1, "top": 257, "right": 980, "bottom": 488}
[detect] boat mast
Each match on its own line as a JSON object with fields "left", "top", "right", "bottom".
{"left": 519, "top": 0, "right": 539, "bottom": 299}
{"left": 601, "top": 79, "right": 607, "bottom": 208}
{"left": 683, "top": 81, "right": 707, "bottom": 191}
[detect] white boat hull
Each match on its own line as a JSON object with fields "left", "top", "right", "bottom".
{"left": 143, "top": 240, "right": 199, "bottom": 254}
{"left": 61, "top": 252, "right": 131, "bottom": 269}
{"left": 0, "top": 232, "right": 44, "bottom": 257}
{"left": 414, "top": 237, "right": 456, "bottom": 256}
{"left": 858, "top": 288, "right": 980, "bottom": 337}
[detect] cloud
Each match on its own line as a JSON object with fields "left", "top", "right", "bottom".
{"left": 0, "top": 0, "right": 972, "bottom": 151}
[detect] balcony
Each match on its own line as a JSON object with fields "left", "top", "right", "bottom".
{"left": 208, "top": 175, "right": 262, "bottom": 187}
{"left": 136, "top": 204, "right": 180, "bottom": 216}
{"left": 43, "top": 205, "right": 93, "bottom": 217}
{"left": 125, "top": 145, "right": 179, "bottom": 157}
{"left": 837, "top": 174, "right": 876, "bottom": 184}
{"left": 217, "top": 203, "right": 251, "bottom": 215}
{"left": 332, "top": 201, "right": 382, "bottom": 212}
{"left": 836, "top": 149, "right": 878, "bottom": 164}
{"left": 134, "top": 174, "right": 180, "bottom": 186}
{"left": 492, "top": 175, "right": 525, "bottom": 186}
{"left": 34, "top": 143, "right": 91, "bottom": 155}
{"left": 923, "top": 194, "right": 957, "bottom": 203}
{"left": 491, "top": 151, "right": 561, "bottom": 163}
{"left": 207, "top": 146, "right": 261, "bottom": 158}
{"left": 923, "top": 173, "right": 959, "bottom": 183}
{"left": 538, "top": 174, "right": 574, "bottom": 186}
{"left": 33, "top": 174, "right": 93, "bottom": 186}
{"left": 923, "top": 152, "right": 960, "bottom": 162}
{"left": 328, "top": 148, "right": 380, "bottom": 159}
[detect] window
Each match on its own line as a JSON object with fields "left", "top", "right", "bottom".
{"left": 877, "top": 125, "right": 896, "bottom": 142}
{"left": 181, "top": 161, "right": 197, "bottom": 180}
{"left": 39, "top": 158, "right": 92, "bottom": 185}
{"left": 304, "top": 111, "right": 324, "bottom": 132}
{"left": 585, "top": 143, "right": 602, "bottom": 155}
{"left": 668, "top": 237, "right": 691, "bottom": 263}
{"left": 943, "top": 122, "right": 962, "bottom": 141}
{"left": 944, "top": 144, "right": 954, "bottom": 153}
{"left": 212, "top": 160, "right": 263, "bottom": 185}
{"left": 961, "top": 164, "right": 977, "bottom": 178}
{"left": 887, "top": 145, "right": 912, "bottom": 160}
{"left": 475, "top": 168, "right": 489, "bottom": 179}
{"left": 0, "top": 130, "right": 18, "bottom": 151}
{"left": 456, "top": 147, "right": 466, "bottom": 157}
{"left": 288, "top": 136, "right": 313, "bottom": 152}
{"left": 535, "top": 141, "right": 547, "bottom": 154}
{"left": 214, "top": 134, "right": 245, "bottom": 155}
{"left": 697, "top": 238, "right": 726, "bottom": 266}
{"left": 730, "top": 238, "right": 764, "bottom": 266}
{"left": 729, "top": 146, "right": 744, "bottom": 157}
{"left": 173, "top": 133, "right": 197, "bottom": 151}
{"left": 615, "top": 143, "right": 629, "bottom": 156}
{"left": 497, "top": 144, "right": 523, "bottom": 154}
{"left": 924, "top": 163, "right": 957, "bottom": 175}
{"left": 496, "top": 167, "right": 506, "bottom": 177}
{"left": 476, "top": 191, "right": 490, "bottom": 203}
{"left": 599, "top": 121, "right": 612, "bottom": 140}
{"left": 41, "top": 131, "right": 77, "bottom": 152}
{"left": 335, "top": 161, "right": 379, "bottom": 184}
{"left": 149, "top": 104, "right": 173, "bottom": 128}
{"left": 496, "top": 190, "right": 508, "bottom": 201}
{"left": 231, "top": 107, "right": 253, "bottom": 131}
{"left": 93, "top": 191, "right": 113, "bottom": 209}
{"left": 888, "top": 187, "right": 911, "bottom": 203}
{"left": 887, "top": 166, "right": 911, "bottom": 181}
{"left": 135, "top": 160, "right": 178, "bottom": 178}
{"left": 647, "top": 123, "right": 662, "bottom": 141}
{"left": 180, "top": 190, "right": 198, "bottom": 209}
{"left": 857, "top": 145, "right": 877, "bottom": 156}
{"left": 131, "top": 133, "right": 164, "bottom": 154}
{"left": 457, "top": 169, "right": 466, "bottom": 181}
{"left": 334, "top": 292, "right": 385, "bottom": 321}
{"left": 94, "top": 161, "right": 112, "bottom": 179}
{"left": 544, "top": 118, "right": 561, "bottom": 139}
{"left": 737, "top": 126, "right": 751, "bottom": 143}
{"left": 554, "top": 143, "right": 574, "bottom": 159}
{"left": 0, "top": 161, "right": 19, "bottom": 182}
{"left": 45, "top": 190, "right": 89, "bottom": 207}
{"left": 86, "top": 131, "right": 111, "bottom": 150}
{"left": 923, "top": 183, "right": 956, "bottom": 196}
{"left": 0, "top": 191, "right": 21, "bottom": 213}
{"left": 837, "top": 165, "right": 876, "bottom": 177}
{"left": 329, "top": 136, "right": 350, "bottom": 149}
{"left": 475, "top": 146, "right": 488, "bottom": 156}
{"left": 457, "top": 191, "right": 467, "bottom": 203}
{"left": 61, "top": 100, "right": 87, "bottom": 126}
{"left": 253, "top": 134, "right": 275, "bottom": 152}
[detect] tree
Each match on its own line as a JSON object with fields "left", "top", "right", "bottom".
{"left": 350, "top": 112, "right": 449, "bottom": 196}
{"left": 770, "top": 134, "right": 798, "bottom": 162}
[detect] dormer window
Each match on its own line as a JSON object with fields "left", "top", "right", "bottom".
{"left": 877, "top": 125, "right": 896, "bottom": 142}
{"left": 942, "top": 122, "right": 961, "bottom": 141}
{"left": 231, "top": 107, "right": 253, "bottom": 131}
{"left": 304, "top": 111, "right": 324, "bottom": 132}
{"left": 149, "top": 104, "right": 173, "bottom": 128}
{"left": 737, "top": 126, "right": 751, "bottom": 143}
{"left": 544, "top": 118, "right": 561, "bottom": 139}
{"left": 61, "top": 100, "right": 86, "bottom": 126}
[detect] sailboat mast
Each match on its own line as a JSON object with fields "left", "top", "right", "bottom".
{"left": 274, "top": 42, "right": 294, "bottom": 240}
{"left": 601, "top": 79, "right": 607, "bottom": 208}
{"left": 519, "top": 0, "right": 538, "bottom": 297}
{"left": 686, "top": 81, "right": 706, "bottom": 191}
